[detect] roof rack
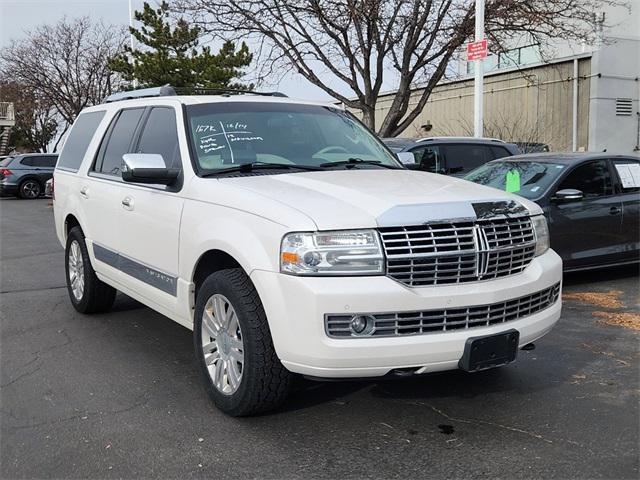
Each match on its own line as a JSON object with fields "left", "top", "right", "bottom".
{"left": 173, "top": 87, "right": 288, "bottom": 98}
{"left": 416, "top": 136, "right": 506, "bottom": 143}
{"left": 104, "top": 85, "right": 287, "bottom": 103}
{"left": 104, "top": 85, "right": 177, "bottom": 103}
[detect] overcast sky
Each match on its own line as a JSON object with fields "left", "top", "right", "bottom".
{"left": 0, "top": 0, "right": 336, "bottom": 101}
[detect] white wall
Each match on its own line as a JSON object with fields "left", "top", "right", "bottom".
{"left": 587, "top": 36, "right": 640, "bottom": 153}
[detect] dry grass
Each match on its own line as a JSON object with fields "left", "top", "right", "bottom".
{"left": 563, "top": 290, "right": 625, "bottom": 309}
{"left": 592, "top": 311, "right": 640, "bottom": 331}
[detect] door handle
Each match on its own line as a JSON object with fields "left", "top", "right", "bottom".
{"left": 121, "top": 196, "right": 134, "bottom": 210}
{"left": 609, "top": 206, "right": 622, "bottom": 215}
{"left": 80, "top": 186, "right": 89, "bottom": 198}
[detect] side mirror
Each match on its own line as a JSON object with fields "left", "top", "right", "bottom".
{"left": 553, "top": 188, "right": 583, "bottom": 202}
{"left": 396, "top": 152, "right": 416, "bottom": 165}
{"left": 121, "top": 153, "right": 179, "bottom": 185}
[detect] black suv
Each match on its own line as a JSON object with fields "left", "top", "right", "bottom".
{"left": 0, "top": 153, "right": 58, "bottom": 199}
{"left": 383, "top": 136, "right": 520, "bottom": 176}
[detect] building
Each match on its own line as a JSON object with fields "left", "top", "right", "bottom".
{"left": 374, "top": 2, "right": 639, "bottom": 154}
{"left": 0, "top": 102, "right": 15, "bottom": 156}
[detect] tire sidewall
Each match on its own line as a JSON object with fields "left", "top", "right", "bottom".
{"left": 194, "top": 272, "right": 257, "bottom": 414}
{"left": 19, "top": 179, "right": 41, "bottom": 199}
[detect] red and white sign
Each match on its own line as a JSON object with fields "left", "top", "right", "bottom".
{"left": 466, "top": 39, "right": 488, "bottom": 61}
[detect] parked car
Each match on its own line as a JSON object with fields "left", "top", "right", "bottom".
{"left": 45, "top": 178, "right": 53, "bottom": 197}
{"left": 382, "top": 136, "right": 520, "bottom": 175}
{"left": 464, "top": 153, "right": 640, "bottom": 271}
{"left": 0, "top": 153, "right": 58, "bottom": 199}
{"left": 53, "top": 86, "right": 562, "bottom": 416}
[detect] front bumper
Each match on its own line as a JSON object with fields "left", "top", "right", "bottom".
{"left": 251, "top": 249, "right": 563, "bottom": 378}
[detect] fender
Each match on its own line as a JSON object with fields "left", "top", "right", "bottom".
{"left": 180, "top": 205, "right": 294, "bottom": 281}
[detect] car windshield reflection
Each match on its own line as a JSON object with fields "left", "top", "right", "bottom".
{"left": 465, "top": 161, "right": 566, "bottom": 199}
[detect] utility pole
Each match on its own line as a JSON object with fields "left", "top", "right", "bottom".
{"left": 473, "top": 0, "right": 485, "bottom": 137}
{"left": 128, "top": 0, "right": 138, "bottom": 88}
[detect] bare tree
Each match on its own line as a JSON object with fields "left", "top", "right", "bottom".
{"left": 0, "top": 81, "right": 58, "bottom": 153}
{"left": 173, "top": 0, "right": 625, "bottom": 137}
{"left": 0, "top": 17, "right": 127, "bottom": 128}
{"left": 440, "top": 111, "right": 561, "bottom": 149}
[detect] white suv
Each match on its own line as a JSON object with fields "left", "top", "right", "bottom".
{"left": 53, "top": 87, "right": 562, "bottom": 416}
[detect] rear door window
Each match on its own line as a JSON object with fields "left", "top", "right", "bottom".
{"left": 135, "top": 107, "right": 181, "bottom": 169}
{"left": 443, "top": 144, "right": 493, "bottom": 174}
{"left": 20, "top": 157, "right": 36, "bottom": 166}
{"left": 58, "top": 111, "right": 106, "bottom": 172}
{"left": 96, "top": 108, "right": 145, "bottom": 176}
{"left": 32, "top": 156, "right": 58, "bottom": 168}
{"left": 612, "top": 159, "right": 640, "bottom": 193}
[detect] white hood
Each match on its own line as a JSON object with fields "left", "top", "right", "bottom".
{"left": 221, "top": 169, "right": 542, "bottom": 230}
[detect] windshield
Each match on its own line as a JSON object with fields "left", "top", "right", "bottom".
{"left": 0, "top": 157, "right": 14, "bottom": 167}
{"left": 186, "top": 102, "right": 401, "bottom": 173}
{"left": 465, "top": 161, "right": 566, "bottom": 199}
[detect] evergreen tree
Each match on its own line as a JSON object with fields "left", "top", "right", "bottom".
{"left": 109, "top": 2, "right": 252, "bottom": 90}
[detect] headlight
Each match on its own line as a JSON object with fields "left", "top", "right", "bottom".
{"left": 281, "top": 230, "right": 384, "bottom": 275}
{"left": 531, "top": 215, "right": 549, "bottom": 256}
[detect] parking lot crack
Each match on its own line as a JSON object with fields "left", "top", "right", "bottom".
{"left": 406, "top": 401, "right": 591, "bottom": 452}
{"left": 0, "top": 357, "right": 42, "bottom": 388}
{"left": 4, "top": 394, "right": 151, "bottom": 431}
{"left": 0, "top": 285, "right": 67, "bottom": 294}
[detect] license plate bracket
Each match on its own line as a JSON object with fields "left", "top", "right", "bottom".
{"left": 458, "top": 329, "right": 519, "bottom": 372}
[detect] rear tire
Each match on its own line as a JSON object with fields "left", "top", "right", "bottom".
{"left": 18, "top": 179, "right": 41, "bottom": 199}
{"left": 65, "top": 227, "right": 116, "bottom": 313}
{"left": 194, "top": 268, "right": 292, "bottom": 416}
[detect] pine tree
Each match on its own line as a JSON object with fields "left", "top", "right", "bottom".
{"left": 109, "top": 2, "right": 252, "bottom": 90}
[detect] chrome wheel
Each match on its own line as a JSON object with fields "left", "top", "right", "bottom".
{"left": 201, "top": 294, "right": 244, "bottom": 395}
{"left": 21, "top": 181, "right": 40, "bottom": 198}
{"left": 68, "top": 240, "right": 85, "bottom": 301}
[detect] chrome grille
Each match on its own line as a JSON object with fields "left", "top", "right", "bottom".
{"left": 379, "top": 216, "right": 536, "bottom": 286}
{"left": 325, "top": 282, "right": 560, "bottom": 338}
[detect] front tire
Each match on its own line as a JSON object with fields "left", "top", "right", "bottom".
{"left": 18, "top": 179, "right": 41, "bottom": 199}
{"left": 65, "top": 227, "right": 116, "bottom": 313}
{"left": 194, "top": 268, "right": 292, "bottom": 416}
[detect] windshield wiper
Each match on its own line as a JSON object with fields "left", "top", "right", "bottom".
{"left": 201, "top": 162, "right": 323, "bottom": 177}
{"left": 319, "top": 157, "right": 401, "bottom": 169}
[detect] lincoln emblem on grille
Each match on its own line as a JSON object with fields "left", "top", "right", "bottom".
{"left": 472, "top": 225, "right": 491, "bottom": 278}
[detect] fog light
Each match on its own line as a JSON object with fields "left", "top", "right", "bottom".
{"left": 350, "top": 315, "right": 373, "bottom": 335}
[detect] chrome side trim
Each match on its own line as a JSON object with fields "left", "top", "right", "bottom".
{"left": 92, "top": 242, "right": 177, "bottom": 296}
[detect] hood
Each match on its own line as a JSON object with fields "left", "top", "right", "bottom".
{"left": 220, "top": 169, "right": 542, "bottom": 230}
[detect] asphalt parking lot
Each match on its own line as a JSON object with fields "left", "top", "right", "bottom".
{"left": 1, "top": 197, "right": 638, "bottom": 479}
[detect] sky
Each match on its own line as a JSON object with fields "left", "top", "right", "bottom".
{"left": 0, "top": 0, "right": 338, "bottom": 101}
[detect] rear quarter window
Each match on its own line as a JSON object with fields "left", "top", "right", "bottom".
{"left": 57, "top": 111, "right": 106, "bottom": 172}
{"left": 490, "top": 146, "right": 512, "bottom": 159}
